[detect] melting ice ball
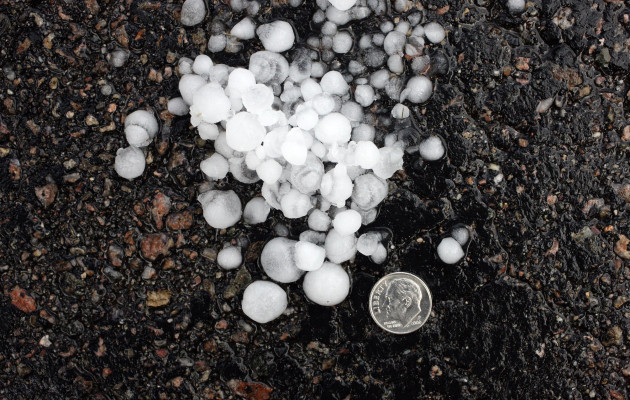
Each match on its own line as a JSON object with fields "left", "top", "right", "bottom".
{"left": 242, "top": 281, "right": 288, "bottom": 323}
{"left": 303, "top": 262, "right": 350, "bottom": 306}
{"left": 437, "top": 237, "right": 465, "bottom": 264}
{"left": 115, "top": 146, "right": 145, "bottom": 180}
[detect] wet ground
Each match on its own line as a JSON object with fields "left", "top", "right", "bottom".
{"left": 1, "top": 0, "right": 629, "bottom": 399}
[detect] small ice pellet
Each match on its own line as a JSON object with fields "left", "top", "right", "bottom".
{"left": 226, "top": 112, "right": 266, "bottom": 152}
{"left": 357, "top": 232, "right": 381, "bottom": 256}
{"left": 328, "top": 0, "right": 357, "bottom": 11}
{"left": 387, "top": 54, "right": 404, "bottom": 74}
{"left": 352, "top": 124, "right": 375, "bottom": 142}
{"left": 400, "top": 75, "right": 432, "bottom": 103}
{"left": 351, "top": 173, "right": 388, "bottom": 209}
{"left": 114, "top": 146, "right": 145, "bottom": 180}
{"left": 241, "top": 281, "right": 288, "bottom": 323}
{"left": 256, "top": 159, "right": 283, "bottom": 184}
{"left": 167, "top": 97, "right": 189, "bottom": 116}
{"left": 200, "top": 153, "right": 229, "bottom": 180}
{"left": 437, "top": 237, "right": 465, "bottom": 264}
{"left": 308, "top": 209, "right": 332, "bottom": 231}
{"left": 124, "top": 109, "right": 158, "bottom": 147}
{"left": 303, "top": 262, "right": 350, "bottom": 306}
{"left": 370, "top": 69, "right": 390, "bottom": 89}
{"left": 326, "top": 6, "right": 352, "bottom": 25}
{"left": 243, "top": 197, "right": 271, "bottom": 225}
{"left": 391, "top": 103, "right": 410, "bottom": 119}
{"left": 231, "top": 17, "right": 256, "bottom": 40}
{"left": 451, "top": 226, "right": 470, "bottom": 246}
{"left": 189, "top": 83, "right": 231, "bottom": 125}
{"left": 332, "top": 209, "right": 362, "bottom": 236}
{"left": 294, "top": 241, "right": 326, "bottom": 271}
{"left": 299, "top": 230, "right": 326, "bottom": 245}
{"left": 217, "top": 246, "right": 242, "bottom": 270}
{"left": 260, "top": 237, "right": 304, "bottom": 283}
{"left": 180, "top": 0, "right": 206, "bottom": 26}
{"left": 198, "top": 190, "right": 242, "bottom": 229}
{"left": 314, "top": 112, "right": 351, "bottom": 144}
{"left": 418, "top": 136, "right": 445, "bottom": 161}
{"left": 507, "top": 0, "right": 525, "bottom": 13}
{"left": 242, "top": 84, "right": 275, "bottom": 114}
{"left": 369, "top": 242, "right": 387, "bottom": 264}
{"left": 324, "top": 228, "right": 357, "bottom": 264}
{"left": 192, "top": 54, "right": 213, "bottom": 76}
{"left": 320, "top": 71, "right": 349, "bottom": 95}
{"left": 355, "top": 141, "right": 380, "bottom": 169}
{"left": 312, "top": 93, "right": 336, "bottom": 115}
{"left": 256, "top": 21, "right": 295, "bottom": 52}
{"left": 424, "top": 22, "right": 445, "bottom": 44}
{"left": 280, "top": 189, "right": 314, "bottom": 218}
{"left": 354, "top": 85, "right": 375, "bottom": 107}
{"left": 198, "top": 123, "right": 219, "bottom": 141}
{"left": 332, "top": 31, "right": 353, "bottom": 54}
{"left": 207, "top": 34, "right": 227, "bottom": 53}
{"left": 383, "top": 31, "right": 406, "bottom": 55}
{"left": 321, "top": 21, "right": 338, "bottom": 36}
{"left": 300, "top": 79, "right": 323, "bottom": 101}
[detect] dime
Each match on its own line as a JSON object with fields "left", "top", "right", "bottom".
{"left": 369, "top": 272, "right": 432, "bottom": 334}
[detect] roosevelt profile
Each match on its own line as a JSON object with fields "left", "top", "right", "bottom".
{"left": 384, "top": 278, "right": 423, "bottom": 327}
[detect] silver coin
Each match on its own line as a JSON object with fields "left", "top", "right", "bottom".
{"left": 369, "top": 272, "right": 432, "bottom": 334}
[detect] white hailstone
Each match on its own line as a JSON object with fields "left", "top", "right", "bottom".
{"left": 312, "top": 93, "right": 336, "bottom": 115}
{"left": 372, "top": 146, "right": 404, "bottom": 179}
{"left": 198, "top": 190, "right": 242, "bottom": 229}
{"left": 229, "top": 157, "right": 260, "bottom": 184}
{"left": 294, "top": 241, "right": 326, "bottom": 271}
{"left": 180, "top": 0, "right": 206, "bottom": 26}
{"left": 289, "top": 153, "right": 325, "bottom": 194}
{"left": 424, "top": 22, "right": 445, "bottom": 43}
{"left": 380, "top": 20, "right": 394, "bottom": 33}
{"left": 351, "top": 173, "right": 388, "bottom": 209}
{"left": 197, "top": 122, "right": 219, "bottom": 141}
{"left": 189, "top": 83, "right": 231, "bottom": 125}
{"left": 310, "top": 61, "right": 326, "bottom": 78}
{"left": 217, "top": 246, "right": 242, "bottom": 270}
{"left": 300, "top": 79, "right": 323, "bottom": 101}
{"left": 352, "top": 124, "right": 375, "bottom": 142}
{"left": 242, "top": 84, "right": 275, "bottom": 114}
{"left": 108, "top": 49, "right": 129, "bottom": 68}
{"left": 242, "top": 281, "right": 288, "bottom": 323}
{"left": 208, "top": 64, "right": 230, "bottom": 85}
{"left": 230, "top": 17, "right": 256, "bottom": 40}
{"left": 308, "top": 209, "right": 332, "bottom": 231}
{"left": 249, "top": 51, "right": 290, "bottom": 84}
{"left": 328, "top": 0, "right": 357, "bottom": 11}
{"left": 391, "top": 103, "right": 410, "bottom": 119}
{"left": 243, "top": 197, "right": 271, "bottom": 224}
{"left": 245, "top": 150, "right": 263, "bottom": 170}
{"left": 167, "top": 97, "right": 189, "bottom": 116}
{"left": 214, "top": 132, "right": 235, "bottom": 162}
{"left": 320, "top": 71, "right": 349, "bottom": 95}
{"left": 395, "top": 20, "right": 410, "bottom": 34}
{"left": 370, "top": 69, "right": 390, "bottom": 89}
{"left": 256, "top": 159, "right": 283, "bottom": 184}
{"left": 354, "top": 85, "right": 375, "bottom": 107}
{"left": 383, "top": 31, "right": 406, "bottom": 55}
{"left": 124, "top": 109, "right": 158, "bottom": 147}
{"left": 356, "top": 232, "right": 381, "bottom": 256}
{"left": 320, "top": 164, "right": 353, "bottom": 207}
{"left": 311, "top": 141, "right": 327, "bottom": 158}
{"left": 507, "top": 0, "right": 525, "bottom": 13}
{"left": 451, "top": 226, "right": 470, "bottom": 246}
{"left": 411, "top": 25, "right": 424, "bottom": 37}
{"left": 326, "top": 6, "right": 352, "bottom": 25}
{"left": 263, "top": 126, "right": 288, "bottom": 158}
{"left": 418, "top": 135, "right": 445, "bottom": 161}
{"left": 314, "top": 112, "right": 351, "bottom": 145}
{"left": 281, "top": 189, "right": 314, "bottom": 218}
{"left": 281, "top": 138, "right": 308, "bottom": 166}
{"left": 332, "top": 209, "right": 362, "bottom": 236}
{"left": 321, "top": 21, "right": 338, "bottom": 36}
{"left": 256, "top": 21, "right": 295, "bottom": 52}
{"left": 400, "top": 76, "right": 433, "bottom": 104}
{"left": 207, "top": 34, "right": 227, "bottom": 53}
{"left": 332, "top": 31, "right": 353, "bottom": 54}
{"left": 387, "top": 54, "right": 404, "bottom": 74}
{"left": 227, "top": 68, "right": 257, "bottom": 97}
{"left": 226, "top": 111, "right": 266, "bottom": 152}
{"left": 114, "top": 146, "right": 145, "bottom": 180}
{"left": 340, "top": 101, "right": 363, "bottom": 123}
{"left": 354, "top": 141, "right": 380, "bottom": 169}
{"left": 296, "top": 108, "right": 319, "bottom": 131}
{"left": 324, "top": 228, "right": 357, "bottom": 263}
{"left": 370, "top": 243, "right": 388, "bottom": 264}
{"left": 437, "top": 237, "right": 465, "bottom": 264}
{"left": 303, "top": 262, "right": 350, "bottom": 306}
{"left": 260, "top": 237, "right": 304, "bottom": 283}
{"left": 192, "top": 54, "right": 213, "bottom": 76}
{"left": 200, "top": 153, "right": 229, "bottom": 180}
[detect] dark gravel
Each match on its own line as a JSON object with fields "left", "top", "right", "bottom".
{"left": 1, "top": 0, "right": 629, "bottom": 399}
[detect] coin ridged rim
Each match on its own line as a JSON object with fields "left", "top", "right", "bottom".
{"left": 369, "top": 272, "right": 433, "bottom": 334}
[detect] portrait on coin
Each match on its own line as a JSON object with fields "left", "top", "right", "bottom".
{"left": 383, "top": 278, "right": 423, "bottom": 327}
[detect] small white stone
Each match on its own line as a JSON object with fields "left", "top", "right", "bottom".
{"left": 303, "top": 262, "right": 350, "bottom": 306}
{"left": 437, "top": 237, "right": 465, "bottom": 264}
{"left": 242, "top": 281, "right": 288, "bottom": 323}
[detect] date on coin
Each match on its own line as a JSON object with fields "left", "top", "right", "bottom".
{"left": 369, "top": 272, "right": 432, "bottom": 334}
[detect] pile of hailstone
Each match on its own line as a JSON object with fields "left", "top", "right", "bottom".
{"left": 114, "top": 0, "right": 453, "bottom": 325}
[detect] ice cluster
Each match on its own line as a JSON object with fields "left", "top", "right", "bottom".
{"left": 437, "top": 225, "right": 471, "bottom": 264}
{"left": 114, "top": 109, "right": 158, "bottom": 180}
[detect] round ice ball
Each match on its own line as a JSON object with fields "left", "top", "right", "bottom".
{"left": 437, "top": 237, "right": 465, "bottom": 264}
{"left": 261, "top": 237, "right": 304, "bottom": 283}
{"left": 242, "top": 281, "right": 288, "bottom": 323}
{"left": 294, "top": 241, "right": 326, "bottom": 271}
{"left": 114, "top": 146, "right": 145, "bottom": 180}
{"left": 418, "top": 135, "right": 445, "bottom": 161}
{"left": 217, "top": 246, "right": 242, "bottom": 270}
{"left": 124, "top": 109, "right": 159, "bottom": 147}
{"left": 424, "top": 22, "right": 445, "bottom": 44}
{"left": 198, "top": 190, "right": 242, "bottom": 229}
{"left": 401, "top": 76, "right": 432, "bottom": 104}
{"left": 332, "top": 209, "right": 362, "bottom": 236}
{"left": 256, "top": 20, "right": 295, "bottom": 53}
{"left": 303, "top": 262, "right": 350, "bottom": 306}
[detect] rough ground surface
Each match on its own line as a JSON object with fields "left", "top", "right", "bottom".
{"left": 1, "top": 0, "right": 629, "bottom": 399}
